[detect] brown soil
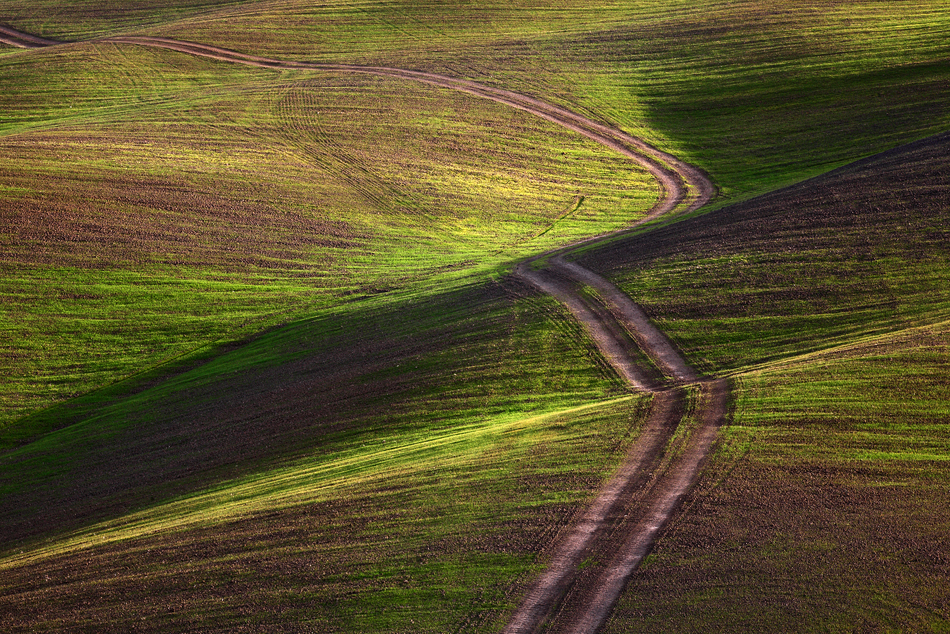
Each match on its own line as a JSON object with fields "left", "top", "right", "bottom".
{"left": 580, "top": 130, "right": 950, "bottom": 280}
{"left": 501, "top": 389, "right": 684, "bottom": 633}
{"left": 0, "top": 162, "right": 361, "bottom": 272}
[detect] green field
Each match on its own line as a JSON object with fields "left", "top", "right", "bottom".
{"left": 604, "top": 327, "right": 950, "bottom": 632}
{"left": 0, "top": 42, "right": 655, "bottom": 426}
{"left": 1, "top": 1, "right": 949, "bottom": 631}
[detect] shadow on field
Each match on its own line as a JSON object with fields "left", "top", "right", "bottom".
{"left": 0, "top": 273, "right": 623, "bottom": 550}
{"left": 579, "top": 10, "right": 950, "bottom": 196}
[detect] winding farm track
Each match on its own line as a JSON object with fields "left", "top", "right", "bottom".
{"left": 0, "top": 24, "right": 60, "bottom": 47}
{"left": 4, "top": 25, "right": 723, "bottom": 633}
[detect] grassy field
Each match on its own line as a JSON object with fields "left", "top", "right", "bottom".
{"left": 604, "top": 327, "right": 950, "bottom": 632}
{"left": 579, "top": 132, "right": 950, "bottom": 375}
{"left": 0, "top": 40, "right": 655, "bottom": 426}
{"left": 6, "top": 0, "right": 949, "bottom": 201}
{"left": 1, "top": 1, "right": 949, "bottom": 631}
{"left": 0, "top": 396, "right": 650, "bottom": 632}
{"left": 3, "top": 0, "right": 948, "bottom": 430}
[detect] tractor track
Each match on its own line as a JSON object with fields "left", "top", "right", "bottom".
{"left": 3, "top": 26, "right": 725, "bottom": 633}
{"left": 0, "top": 24, "right": 60, "bottom": 48}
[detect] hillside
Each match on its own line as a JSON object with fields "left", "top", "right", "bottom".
{"left": 1, "top": 1, "right": 949, "bottom": 632}
{"left": 2, "top": 0, "right": 949, "bottom": 431}
{"left": 578, "top": 131, "right": 950, "bottom": 632}
{"left": 0, "top": 39, "right": 654, "bottom": 426}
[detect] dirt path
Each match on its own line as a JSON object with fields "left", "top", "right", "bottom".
{"left": 0, "top": 24, "right": 60, "bottom": 48}
{"left": 99, "top": 35, "right": 714, "bottom": 223}
{"left": 550, "top": 256, "right": 699, "bottom": 384}
{"left": 4, "top": 26, "right": 725, "bottom": 633}
{"left": 507, "top": 267, "right": 723, "bottom": 634}
{"left": 501, "top": 389, "right": 684, "bottom": 633}
{"left": 540, "top": 379, "right": 728, "bottom": 634}
{"left": 512, "top": 263, "right": 660, "bottom": 392}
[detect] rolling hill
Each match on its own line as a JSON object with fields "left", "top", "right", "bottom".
{"left": 1, "top": 2, "right": 948, "bottom": 632}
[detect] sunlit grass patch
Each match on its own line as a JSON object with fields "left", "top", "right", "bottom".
{"left": 0, "top": 262, "right": 644, "bottom": 628}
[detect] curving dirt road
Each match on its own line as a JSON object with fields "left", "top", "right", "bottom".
{"left": 4, "top": 26, "right": 725, "bottom": 633}
{"left": 99, "top": 35, "right": 714, "bottom": 223}
{"left": 0, "top": 24, "right": 60, "bottom": 48}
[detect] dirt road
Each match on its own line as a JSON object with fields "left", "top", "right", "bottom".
{"left": 98, "top": 35, "right": 715, "bottom": 223}
{"left": 4, "top": 26, "right": 724, "bottom": 633}
{"left": 508, "top": 207, "right": 721, "bottom": 633}
{"left": 0, "top": 24, "right": 60, "bottom": 48}
{"left": 526, "top": 380, "right": 727, "bottom": 634}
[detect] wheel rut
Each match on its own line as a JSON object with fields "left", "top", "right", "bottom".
{"left": 0, "top": 24, "right": 60, "bottom": 48}
{"left": 4, "top": 25, "right": 726, "bottom": 633}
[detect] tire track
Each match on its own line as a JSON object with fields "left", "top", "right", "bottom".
{"left": 539, "top": 379, "right": 728, "bottom": 634}
{"left": 3, "top": 26, "right": 725, "bottom": 633}
{"left": 273, "top": 83, "right": 417, "bottom": 219}
{"left": 0, "top": 24, "right": 60, "bottom": 48}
